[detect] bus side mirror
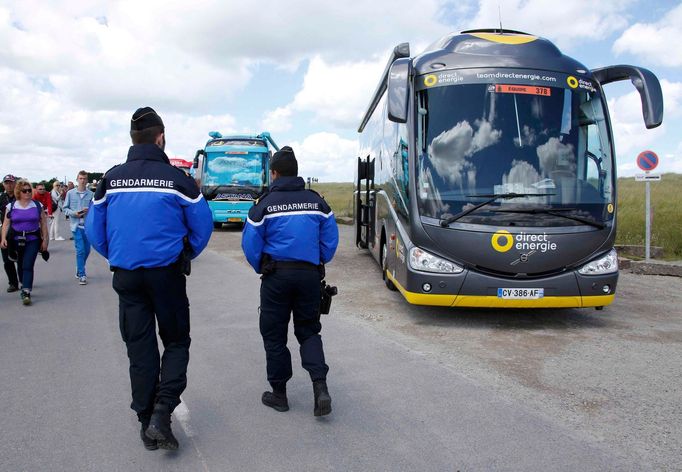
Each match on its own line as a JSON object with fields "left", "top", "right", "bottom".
{"left": 387, "top": 58, "right": 412, "bottom": 124}
{"left": 591, "top": 65, "right": 664, "bottom": 129}
{"left": 193, "top": 149, "right": 204, "bottom": 168}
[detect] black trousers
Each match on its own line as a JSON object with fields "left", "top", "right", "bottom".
{"left": 112, "top": 264, "right": 190, "bottom": 421}
{"left": 259, "top": 269, "right": 328, "bottom": 386}
{"left": 1, "top": 247, "right": 19, "bottom": 287}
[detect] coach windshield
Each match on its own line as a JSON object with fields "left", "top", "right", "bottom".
{"left": 415, "top": 69, "right": 614, "bottom": 228}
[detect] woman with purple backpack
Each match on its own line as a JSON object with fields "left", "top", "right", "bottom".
{"left": 0, "top": 179, "right": 49, "bottom": 305}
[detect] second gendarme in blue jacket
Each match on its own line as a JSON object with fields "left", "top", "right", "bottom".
{"left": 85, "top": 144, "right": 213, "bottom": 270}
{"left": 242, "top": 176, "right": 339, "bottom": 272}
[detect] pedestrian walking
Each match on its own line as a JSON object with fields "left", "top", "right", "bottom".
{"left": 33, "top": 183, "right": 53, "bottom": 219}
{"left": 241, "top": 146, "right": 339, "bottom": 416}
{"left": 62, "top": 171, "right": 94, "bottom": 285}
{"left": 0, "top": 179, "right": 49, "bottom": 305}
{"left": 0, "top": 174, "right": 19, "bottom": 292}
{"left": 86, "top": 107, "right": 213, "bottom": 451}
{"left": 49, "top": 182, "right": 65, "bottom": 241}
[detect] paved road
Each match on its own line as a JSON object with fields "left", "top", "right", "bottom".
{"left": 0, "top": 224, "right": 650, "bottom": 471}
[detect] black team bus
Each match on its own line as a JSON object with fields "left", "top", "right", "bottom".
{"left": 355, "top": 29, "right": 663, "bottom": 309}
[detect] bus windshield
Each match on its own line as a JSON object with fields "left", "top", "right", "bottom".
{"left": 416, "top": 80, "right": 614, "bottom": 227}
{"left": 203, "top": 152, "right": 266, "bottom": 188}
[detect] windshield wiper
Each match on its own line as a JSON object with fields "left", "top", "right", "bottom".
{"left": 491, "top": 207, "right": 605, "bottom": 229}
{"left": 439, "top": 193, "right": 555, "bottom": 227}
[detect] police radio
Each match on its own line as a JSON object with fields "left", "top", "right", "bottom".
{"left": 319, "top": 280, "right": 337, "bottom": 315}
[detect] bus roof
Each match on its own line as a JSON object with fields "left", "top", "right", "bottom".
{"left": 413, "top": 29, "right": 587, "bottom": 76}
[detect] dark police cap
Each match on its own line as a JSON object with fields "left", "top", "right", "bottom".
{"left": 270, "top": 146, "right": 298, "bottom": 174}
{"left": 130, "top": 107, "right": 164, "bottom": 131}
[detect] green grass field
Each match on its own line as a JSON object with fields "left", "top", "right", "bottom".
{"left": 313, "top": 174, "right": 682, "bottom": 259}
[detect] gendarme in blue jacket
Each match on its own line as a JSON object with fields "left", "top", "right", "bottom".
{"left": 85, "top": 144, "right": 213, "bottom": 270}
{"left": 241, "top": 176, "right": 338, "bottom": 273}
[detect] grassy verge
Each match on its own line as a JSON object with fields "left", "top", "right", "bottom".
{"left": 313, "top": 175, "right": 682, "bottom": 259}
{"left": 616, "top": 173, "right": 682, "bottom": 259}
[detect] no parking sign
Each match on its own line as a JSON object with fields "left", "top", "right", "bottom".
{"left": 636, "top": 150, "right": 661, "bottom": 262}
{"left": 636, "top": 150, "right": 659, "bottom": 172}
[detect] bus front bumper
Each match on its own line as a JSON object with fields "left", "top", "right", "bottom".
{"left": 209, "top": 201, "right": 253, "bottom": 223}
{"left": 386, "top": 268, "right": 617, "bottom": 309}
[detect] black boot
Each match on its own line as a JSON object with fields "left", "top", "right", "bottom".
{"left": 262, "top": 387, "right": 289, "bottom": 412}
{"left": 140, "top": 420, "right": 158, "bottom": 451}
{"left": 145, "top": 403, "right": 178, "bottom": 450}
{"left": 313, "top": 380, "right": 332, "bottom": 417}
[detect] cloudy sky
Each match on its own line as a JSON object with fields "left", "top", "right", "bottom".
{"left": 1, "top": 0, "right": 681, "bottom": 182}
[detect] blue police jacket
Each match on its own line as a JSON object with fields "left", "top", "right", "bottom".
{"left": 85, "top": 144, "right": 213, "bottom": 270}
{"left": 241, "top": 176, "right": 339, "bottom": 273}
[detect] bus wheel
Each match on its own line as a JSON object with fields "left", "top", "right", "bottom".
{"left": 213, "top": 222, "right": 223, "bottom": 229}
{"left": 381, "top": 241, "right": 397, "bottom": 291}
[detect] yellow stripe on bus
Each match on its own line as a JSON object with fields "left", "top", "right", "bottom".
{"left": 386, "top": 271, "right": 456, "bottom": 306}
{"left": 386, "top": 271, "right": 615, "bottom": 308}
{"left": 468, "top": 32, "right": 537, "bottom": 45}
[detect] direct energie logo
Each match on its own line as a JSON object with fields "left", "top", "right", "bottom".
{"left": 567, "top": 76, "right": 579, "bottom": 89}
{"left": 491, "top": 230, "right": 514, "bottom": 252}
{"left": 424, "top": 74, "right": 438, "bottom": 87}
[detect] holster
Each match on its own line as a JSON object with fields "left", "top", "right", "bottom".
{"left": 319, "top": 280, "right": 338, "bottom": 315}
{"left": 179, "top": 237, "right": 192, "bottom": 276}
{"left": 259, "top": 254, "right": 276, "bottom": 278}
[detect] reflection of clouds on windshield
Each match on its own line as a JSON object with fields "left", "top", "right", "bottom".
{"left": 233, "top": 172, "right": 261, "bottom": 184}
{"left": 417, "top": 164, "right": 450, "bottom": 216}
{"left": 204, "top": 175, "right": 219, "bottom": 186}
{"left": 428, "top": 118, "right": 500, "bottom": 187}
{"left": 503, "top": 160, "right": 541, "bottom": 188}
{"left": 207, "top": 156, "right": 260, "bottom": 174}
{"left": 537, "top": 137, "right": 576, "bottom": 175}
{"left": 515, "top": 125, "right": 539, "bottom": 147}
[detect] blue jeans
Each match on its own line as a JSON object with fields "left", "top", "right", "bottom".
{"left": 73, "top": 227, "right": 91, "bottom": 277}
{"left": 17, "top": 238, "right": 40, "bottom": 291}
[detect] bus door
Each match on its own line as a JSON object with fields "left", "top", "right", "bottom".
{"left": 356, "top": 156, "right": 375, "bottom": 248}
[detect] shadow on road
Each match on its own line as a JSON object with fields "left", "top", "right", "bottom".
{"left": 212, "top": 223, "right": 244, "bottom": 233}
{"left": 402, "top": 304, "right": 615, "bottom": 332}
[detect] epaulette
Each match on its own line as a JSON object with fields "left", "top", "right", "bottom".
{"left": 102, "top": 163, "right": 122, "bottom": 177}
{"left": 307, "top": 188, "right": 325, "bottom": 200}
{"left": 168, "top": 164, "right": 191, "bottom": 178}
{"left": 254, "top": 188, "right": 273, "bottom": 206}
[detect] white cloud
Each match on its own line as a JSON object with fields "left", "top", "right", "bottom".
{"left": 470, "top": 0, "right": 634, "bottom": 50}
{"left": 0, "top": 4, "right": 253, "bottom": 114}
{"left": 262, "top": 56, "right": 387, "bottom": 131}
{"left": 145, "top": 0, "right": 451, "bottom": 64}
{"left": 0, "top": 65, "right": 237, "bottom": 181}
{"left": 261, "top": 107, "right": 293, "bottom": 133}
{"left": 613, "top": 4, "right": 682, "bottom": 66}
{"left": 289, "top": 132, "right": 358, "bottom": 182}
{"left": 608, "top": 80, "right": 682, "bottom": 175}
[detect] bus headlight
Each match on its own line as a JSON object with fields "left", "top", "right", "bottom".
{"left": 578, "top": 249, "right": 619, "bottom": 275}
{"left": 409, "top": 247, "right": 463, "bottom": 274}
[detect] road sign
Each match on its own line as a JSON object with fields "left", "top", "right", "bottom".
{"left": 635, "top": 174, "right": 662, "bottom": 182}
{"left": 636, "top": 150, "right": 659, "bottom": 171}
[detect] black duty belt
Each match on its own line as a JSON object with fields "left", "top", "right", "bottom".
{"left": 273, "top": 260, "right": 319, "bottom": 271}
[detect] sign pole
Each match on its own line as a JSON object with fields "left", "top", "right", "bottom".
{"left": 645, "top": 178, "right": 651, "bottom": 261}
{"left": 636, "top": 150, "right": 660, "bottom": 262}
